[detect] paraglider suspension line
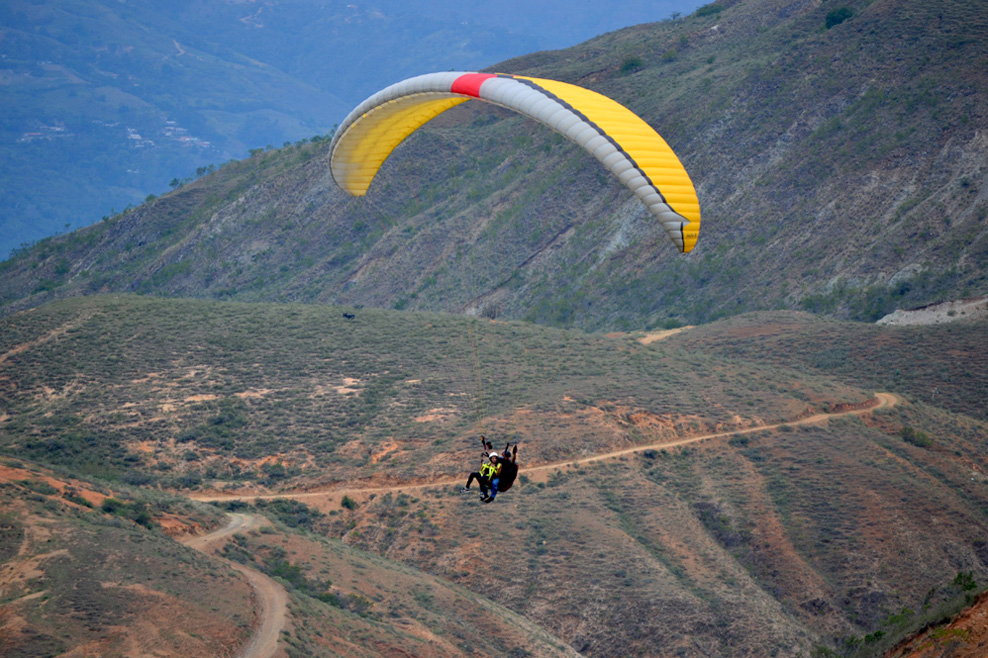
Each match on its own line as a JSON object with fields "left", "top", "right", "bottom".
{"left": 467, "top": 319, "right": 487, "bottom": 433}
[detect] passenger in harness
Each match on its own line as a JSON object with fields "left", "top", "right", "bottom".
{"left": 483, "top": 443, "right": 518, "bottom": 504}
{"left": 460, "top": 437, "right": 497, "bottom": 499}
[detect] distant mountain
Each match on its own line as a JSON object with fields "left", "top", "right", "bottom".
{"left": 1, "top": 0, "right": 985, "bottom": 328}
{"left": 0, "top": 0, "right": 704, "bottom": 258}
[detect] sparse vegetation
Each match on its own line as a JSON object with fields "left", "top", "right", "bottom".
{"left": 1, "top": 296, "right": 872, "bottom": 488}
{"left": 0, "top": 465, "right": 249, "bottom": 657}
{"left": 1, "top": 296, "right": 986, "bottom": 657}
{"left": 671, "top": 312, "right": 988, "bottom": 421}
{"left": 253, "top": 499, "right": 325, "bottom": 531}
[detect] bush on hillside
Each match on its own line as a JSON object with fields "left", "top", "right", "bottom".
{"left": 825, "top": 7, "right": 854, "bottom": 28}
{"left": 900, "top": 425, "right": 933, "bottom": 448}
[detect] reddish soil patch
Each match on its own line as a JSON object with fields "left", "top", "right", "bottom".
{"left": 156, "top": 513, "right": 206, "bottom": 540}
{"left": 886, "top": 591, "right": 988, "bottom": 658}
{"left": 0, "top": 464, "right": 108, "bottom": 508}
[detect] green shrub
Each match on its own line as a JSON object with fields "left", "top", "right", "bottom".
{"left": 695, "top": 3, "right": 723, "bottom": 17}
{"left": 255, "top": 499, "right": 323, "bottom": 530}
{"left": 825, "top": 7, "right": 854, "bottom": 28}
{"left": 953, "top": 571, "right": 977, "bottom": 591}
{"left": 728, "top": 435, "right": 749, "bottom": 448}
{"left": 18, "top": 479, "right": 58, "bottom": 496}
{"left": 100, "top": 497, "right": 154, "bottom": 528}
{"left": 620, "top": 56, "right": 643, "bottom": 74}
{"left": 900, "top": 426, "right": 933, "bottom": 448}
{"left": 62, "top": 491, "right": 93, "bottom": 507}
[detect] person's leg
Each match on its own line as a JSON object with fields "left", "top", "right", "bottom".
{"left": 462, "top": 471, "right": 482, "bottom": 492}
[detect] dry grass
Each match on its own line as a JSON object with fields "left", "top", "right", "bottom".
{"left": 3, "top": 297, "right": 986, "bottom": 656}
{"left": 0, "top": 461, "right": 251, "bottom": 658}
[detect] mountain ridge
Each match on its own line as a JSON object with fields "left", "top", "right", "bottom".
{"left": 2, "top": 0, "right": 984, "bottom": 328}
{"left": 0, "top": 0, "right": 706, "bottom": 258}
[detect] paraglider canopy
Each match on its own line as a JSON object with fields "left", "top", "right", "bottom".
{"left": 329, "top": 71, "right": 701, "bottom": 253}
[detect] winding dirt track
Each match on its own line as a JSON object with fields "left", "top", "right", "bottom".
{"left": 195, "top": 392, "right": 900, "bottom": 504}
{"left": 180, "top": 513, "right": 288, "bottom": 658}
{"left": 180, "top": 393, "right": 898, "bottom": 658}
{"left": 527, "top": 392, "right": 900, "bottom": 473}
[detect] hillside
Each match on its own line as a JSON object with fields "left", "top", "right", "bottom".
{"left": 0, "top": 0, "right": 705, "bottom": 259}
{"left": 2, "top": 295, "right": 987, "bottom": 656}
{"left": 0, "top": 0, "right": 342, "bottom": 258}
{"left": 0, "top": 295, "right": 867, "bottom": 489}
{"left": 0, "top": 460, "right": 580, "bottom": 658}
{"left": 664, "top": 310, "right": 988, "bottom": 421}
{"left": 0, "top": 461, "right": 252, "bottom": 657}
{"left": 1, "top": 0, "right": 986, "bottom": 328}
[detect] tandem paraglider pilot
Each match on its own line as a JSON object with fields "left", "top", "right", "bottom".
{"left": 460, "top": 437, "right": 518, "bottom": 504}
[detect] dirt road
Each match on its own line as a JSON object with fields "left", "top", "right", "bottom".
{"left": 525, "top": 392, "right": 900, "bottom": 476}
{"left": 180, "top": 513, "right": 288, "bottom": 658}
{"left": 194, "top": 392, "right": 899, "bottom": 505}
{"left": 179, "top": 392, "right": 899, "bottom": 656}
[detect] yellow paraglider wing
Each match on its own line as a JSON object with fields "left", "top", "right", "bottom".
{"left": 330, "top": 71, "right": 700, "bottom": 252}
{"left": 330, "top": 94, "right": 468, "bottom": 196}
